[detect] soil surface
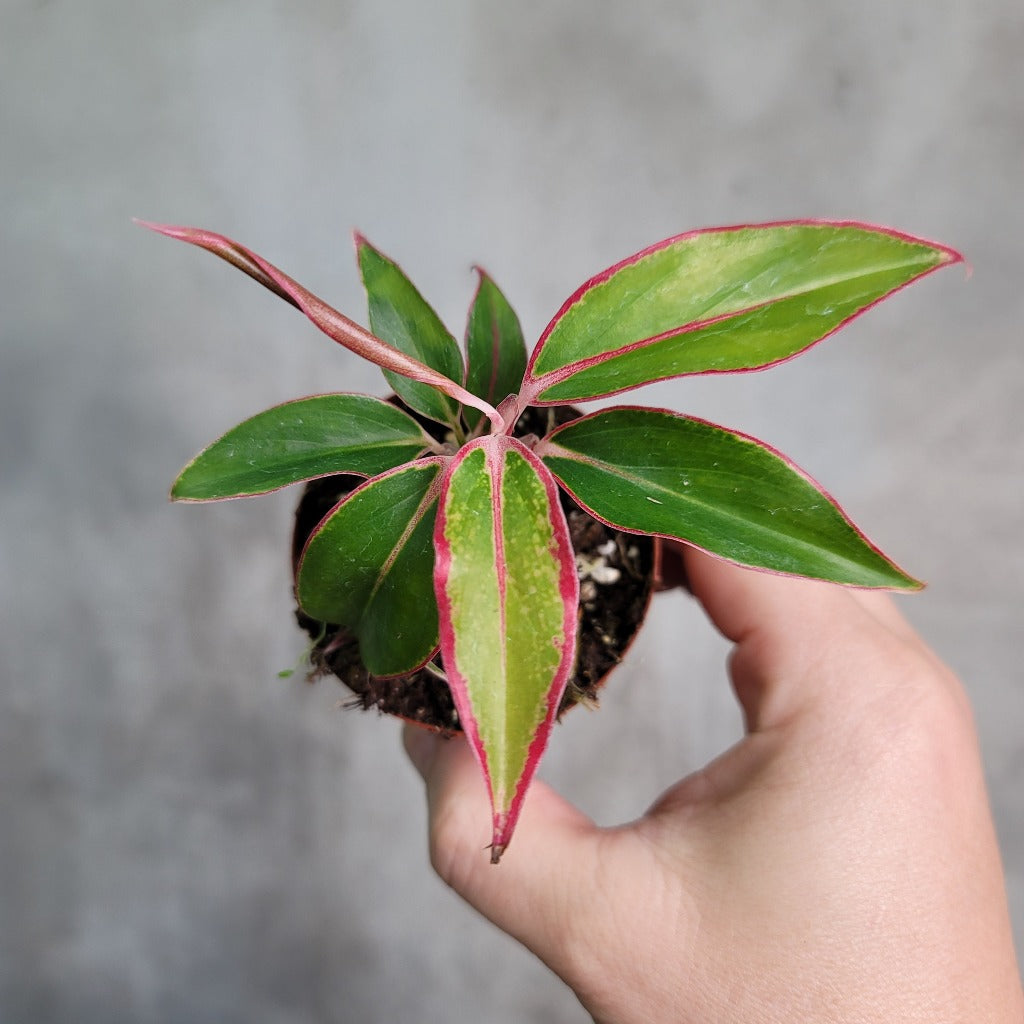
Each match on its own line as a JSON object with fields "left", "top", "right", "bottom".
{"left": 291, "top": 404, "right": 655, "bottom": 733}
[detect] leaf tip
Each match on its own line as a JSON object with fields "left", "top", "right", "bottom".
{"left": 914, "top": 233, "right": 965, "bottom": 274}
{"left": 937, "top": 242, "right": 966, "bottom": 267}
{"left": 352, "top": 230, "right": 375, "bottom": 258}
{"left": 894, "top": 574, "right": 926, "bottom": 593}
{"left": 134, "top": 217, "right": 180, "bottom": 239}
{"left": 490, "top": 815, "right": 512, "bottom": 863}
{"left": 169, "top": 475, "right": 213, "bottom": 503}
{"left": 956, "top": 254, "right": 974, "bottom": 281}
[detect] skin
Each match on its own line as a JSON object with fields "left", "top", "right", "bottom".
{"left": 404, "top": 545, "right": 1024, "bottom": 1023}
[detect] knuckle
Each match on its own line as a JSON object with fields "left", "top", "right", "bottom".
{"left": 428, "top": 801, "right": 484, "bottom": 892}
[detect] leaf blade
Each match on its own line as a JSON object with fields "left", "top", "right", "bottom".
{"left": 463, "top": 269, "right": 528, "bottom": 432}
{"left": 540, "top": 407, "right": 921, "bottom": 589}
{"left": 525, "top": 221, "right": 962, "bottom": 403}
{"left": 171, "top": 394, "right": 434, "bottom": 500}
{"left": 434, "top": 436, "right": 578, "bottom": 860}
{"left": 356, "top": 235, "right": 466, "bottom": 428}
{"left": 296, "top": 459, "right": 443, "bottom": 676}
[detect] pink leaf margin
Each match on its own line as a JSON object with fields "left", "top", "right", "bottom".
{"left": 136, "top": 220, "right": 503, "bottom": 431}
{"left": 536, "top": 404, "right": 924, "bottom": 591}
{"left": 520, "top": 219, "right": 964, "bottom": 405}
{"left": 433, "top": 435, "right": 579, "bottom": 862}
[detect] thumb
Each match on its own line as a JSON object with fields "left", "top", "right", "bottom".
{"left": 683, "top": 543, "right": 862, "bottom": 647}
{"left": 682, "top": 544, "right": 917, "bottom": 732}
{"left": 403, "top": 724, "right": 605, "bottom": 971}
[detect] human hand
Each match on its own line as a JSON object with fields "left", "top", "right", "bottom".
{"left": 404, "top": 545, "right": 1023, "bottom": 1023}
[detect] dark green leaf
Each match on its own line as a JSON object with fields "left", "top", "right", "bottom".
{"left": 357, "top": 236, "right": 465, "bottom": 428}
{"left": 296, "top": 459, "right": 442, "bottom": 675}
{"left": 463, "top": 270, "right": 528, "bottom": 432}
{"left": 540, "top": 407, "right": 921, "bottom": 589}
{"left": 171, "top": 395, "right": 433, "bottom": 500}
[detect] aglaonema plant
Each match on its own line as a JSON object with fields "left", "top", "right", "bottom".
{"left": 144, "top": 218, "right": 961, "bottom": 862}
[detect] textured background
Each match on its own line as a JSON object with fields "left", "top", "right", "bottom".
{"left": 3, "top": 1, "right": 1021, "bottom": 1020}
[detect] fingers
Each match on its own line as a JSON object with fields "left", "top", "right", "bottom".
{"left": 683, "top": 544, "right": 852, "bottom": 642}
{"left": 402, "top": 724, "right": 606, "bottom": 974}
{"left": 846, "top": 585, "right": 921, "bottom": 639}
{"left": 681, "top": 545, "right": 921, "bottom": 732}
{"left": 681, "top": 542, "right": 922, "bottom": 643}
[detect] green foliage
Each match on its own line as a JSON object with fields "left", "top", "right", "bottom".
{"left": 539, "top": 408, "right": 919, "bottom": 588}
{"left": 463, "top": 270, "right": 528, "bottom": 432}
{"left": 525, "top": 222, "right": 951, "bottom": 403}
{"left": 357, "top": 237, "right": 465, "bottom": 428}
{"left": 297, "top": 460, "right": 442, "bottom": 677}
{"left": 172, "top": 395, "right": 433, "bottom": 500}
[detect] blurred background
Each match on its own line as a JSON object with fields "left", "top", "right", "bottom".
{"left": 2, "top": 1, "right": 1021, "bottom": 1020}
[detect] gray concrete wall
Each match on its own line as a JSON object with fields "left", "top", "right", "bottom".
{"left": 2, "top": 1, "right": 1021, "bottom": 1020}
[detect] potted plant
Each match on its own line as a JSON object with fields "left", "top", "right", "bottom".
{"left": 143, "top": 219, "right": 961, "bottom": 862}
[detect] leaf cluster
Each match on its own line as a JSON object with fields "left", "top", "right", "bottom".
{"left": 148, "top": 219, "right": 961, "bottom": 860}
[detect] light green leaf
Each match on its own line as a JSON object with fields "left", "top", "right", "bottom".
{"left": 435, "top": 436, "right": 578, "bottom": 860}
{"left": 526, "top": 222, "right": 961, "bottom": 403}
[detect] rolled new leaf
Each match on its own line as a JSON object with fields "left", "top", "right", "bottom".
{"left": 434, "top": 436, "right": 579, "bottom": 861}
{"left": 172, "top": 395, "right": 435, "bottom": 500}
{"left": 462, "top": 269, "right": 528, "bottom": 433}
{"left": 137, "top": 221, "right": 501, "bottom": 430}
{"left": 356, "top": 235, "right": 466, "bottom": 428}
{"left": 523, "top": 221, "right": 962, "bottom": 404}
{"left": 297, "top": 459, "right": 443, "bottom": 676}
{"left": 539, "top": 407, "right": 921, "bottom": 589}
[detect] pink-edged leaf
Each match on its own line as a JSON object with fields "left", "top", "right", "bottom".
{"left": 356, "top": 234, "right": 465, "bottom": 428}
{"left": 171, "top": 394, "right": 436, "bottom": 501}
{"left": 433, "top": 435, "right": 579, "bottom": 862}
{"left": 463, "top": 268, "right": 529, "bottom": 433}
{"left": 296, "top": 459, "right": 443, "bottom": 677}
{"left": 522, "top": 221, "right": 963, "bottom": 405}
{"left": 137, "top": 220, "right": 501, "bottom": 430}
{"left": 538, "top": 406, "right": 921, "bottom": 589}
